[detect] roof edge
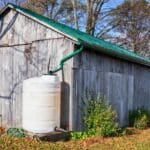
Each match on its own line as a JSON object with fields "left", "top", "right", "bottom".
{"left": 6, "top": 3, "right": 78, "bottom": 42}
{"left": 79, "top": 39, "right": 150, "bottom": 67}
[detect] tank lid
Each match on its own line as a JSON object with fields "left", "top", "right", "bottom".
{"left": 23, "top": 75, "right": 59, "bottom": 84}
{"left": 41, "top": 75, "right": 58, "bottom": 82}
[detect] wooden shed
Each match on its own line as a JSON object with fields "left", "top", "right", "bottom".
{"left": 0, "top": 3, "right": 150, "bottom": 131}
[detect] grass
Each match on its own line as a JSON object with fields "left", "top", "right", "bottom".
{"left": 0, "top": 128, "right": 150, "bottom": 150}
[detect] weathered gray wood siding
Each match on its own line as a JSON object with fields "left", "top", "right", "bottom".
{"left": 0, "top": 9, "right": 75, "bottom": 129}
{"left": 0, "top": 9, "right": 150, "bottom": 132}
{"left": 72, "top": 50, "right": 150, "bottom": 131}
{"left": 0, "top": 10, "right": 64, "bottom": 45}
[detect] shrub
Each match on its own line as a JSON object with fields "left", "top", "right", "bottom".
{"left": 129, "top": 108, "right": 150, "bottom": 130}
{"left": 70, "top": 131, "right": 88, "bottom": 140}
{"left": 83, "top": 95, "right": 119, "bottom": 137}
{"left": 70, "top": 94, "right": 119, "bottom": 140}
{"left": 7, "top": 128, "right": 25, "bottom": 138}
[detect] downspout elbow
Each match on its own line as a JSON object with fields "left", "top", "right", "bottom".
{"left": 49, "top": 43, "right": 84, "bottom": 75}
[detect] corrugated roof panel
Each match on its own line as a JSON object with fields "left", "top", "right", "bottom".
{"left": 1, "top": 3, "right": 150, "bottom": 67}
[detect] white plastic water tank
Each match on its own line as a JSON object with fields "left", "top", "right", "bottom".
{"left": 22, "top": 75, "right": 60, "bottom": 133}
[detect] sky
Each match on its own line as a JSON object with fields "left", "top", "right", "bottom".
{"left": 104, "top": 0, "right": 124, "bottom": 9}
{"left": 109, "top": 0, "right": 124, "bottom": 7}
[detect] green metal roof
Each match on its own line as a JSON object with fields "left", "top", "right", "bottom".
{"left": 1, "top": 3, "right": 150, "bottom": 67}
